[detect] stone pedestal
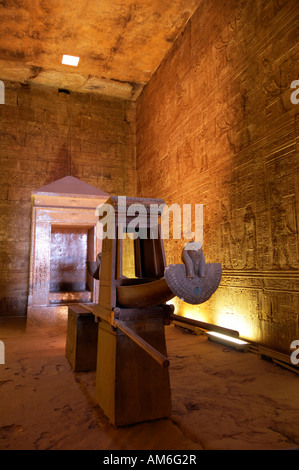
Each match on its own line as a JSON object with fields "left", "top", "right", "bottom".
{"left": 95, "top": 307, "right": 172, "bottom": 426}
{"left": 65, "top": 305, "right": 98, "bottom": 372}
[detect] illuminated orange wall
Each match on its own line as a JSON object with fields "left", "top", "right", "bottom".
{"left": 136, "top": 0, "right": 299, "bottom": 353}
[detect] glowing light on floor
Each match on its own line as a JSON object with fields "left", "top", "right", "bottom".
{"left": 207, "top": 331, "right": 250, "bottom": 351}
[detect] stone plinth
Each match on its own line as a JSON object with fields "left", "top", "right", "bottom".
{"left": 65, "top": 305, "right": 98, "bottom": 372}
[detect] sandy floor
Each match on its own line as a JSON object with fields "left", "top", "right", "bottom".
{"left": 0, "top": 318, "right": 299, "bottom": 451}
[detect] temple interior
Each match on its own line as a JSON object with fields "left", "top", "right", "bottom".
{"left": 0, "top": 0, "right": 298, "bottom": 451}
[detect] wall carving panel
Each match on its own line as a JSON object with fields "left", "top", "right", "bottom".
{"left": 136, "top": 0, "right": 299, "bottom": 353}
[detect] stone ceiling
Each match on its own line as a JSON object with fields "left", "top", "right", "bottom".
{"left": 0, "top": 0, "right": 200, "bottom": 100}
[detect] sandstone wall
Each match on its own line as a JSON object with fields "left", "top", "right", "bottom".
{"left": 0, "top": 82, "right": 136, "bottom": 317}
{"left": 136, "top": 0, "right": 299, "bottom": 352}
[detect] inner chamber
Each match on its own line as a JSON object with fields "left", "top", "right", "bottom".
{"left": 49, "top": 226, "right": 94, "bottom": 304}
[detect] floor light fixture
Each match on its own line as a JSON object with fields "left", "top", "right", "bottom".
{"left": 207, "top": 331, "right": 250, "bottom": 352}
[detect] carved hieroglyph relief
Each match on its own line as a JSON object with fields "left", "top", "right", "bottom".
{"left": 136, "top": 0, "right": 299, "bottom": 352}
